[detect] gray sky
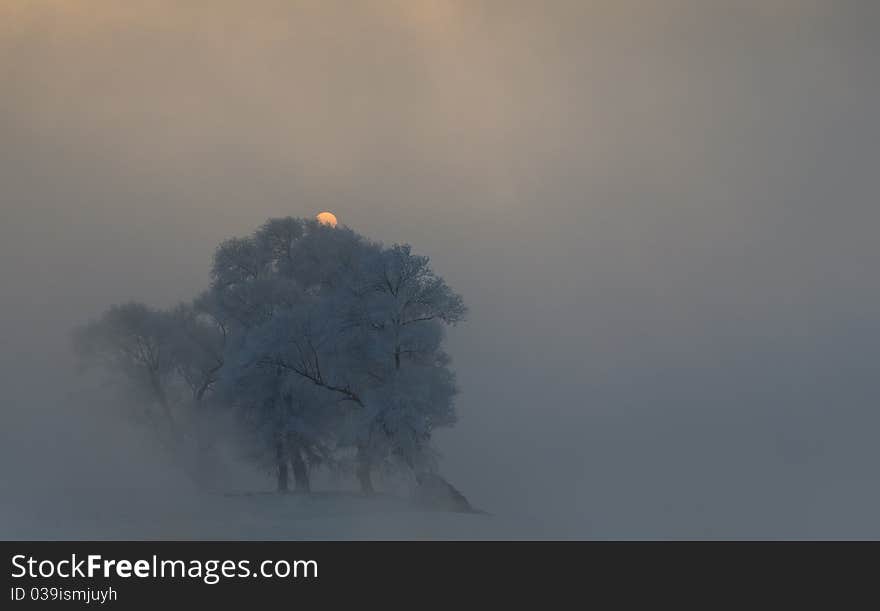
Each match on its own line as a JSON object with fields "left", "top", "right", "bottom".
{"left": 2, "top": 1, "right": 879, "bottom": 538}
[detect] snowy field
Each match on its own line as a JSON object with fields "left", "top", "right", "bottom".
{"left": 0, "top": 390, "right": 553, "bottom": 540}
{"left": 2, "top": 488, "right": 545, "bottom": 540}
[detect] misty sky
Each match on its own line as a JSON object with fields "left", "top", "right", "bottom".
{"left": 2, "top": 1, "right": 879, "bottom": 538}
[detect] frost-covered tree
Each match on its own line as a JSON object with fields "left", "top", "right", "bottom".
{"left": 74, "top": 296, "right": 231, "bottom": 486}
{"left": 342, "top": 244, "right": 465, "bottom": 491}
{"left": 208, "top": 218, "right": 377, "bottom": 491}
{"left": 238, "top": 233, "right": 466, "bottom": 493}
{"left": 73, "top": 302, "right": 178, "bottom": 428}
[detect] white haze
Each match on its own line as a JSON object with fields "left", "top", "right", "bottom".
{"left": 1, "top": 1, "right": 879, "bottom": 538}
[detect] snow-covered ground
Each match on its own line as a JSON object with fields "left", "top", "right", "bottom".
{"left": 3, "top": 488, "right": 548, "bottom": 540}
{"left": 0, "top": 390, "right": 554, "bottom": 540}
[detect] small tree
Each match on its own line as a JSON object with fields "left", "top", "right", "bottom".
{"left": 346, "top": 244, "right": 465, "bottom": 491}
{"left": 73, "top": 302, "right": 178, "bottom": 429}
{"left": 207, "top": 218, "right": 375, "bottom": 492}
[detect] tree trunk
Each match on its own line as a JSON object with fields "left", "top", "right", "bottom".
{"left": 194, "top": 407, "right": 216, "bottom": 491}
{"left": 149, "top": 371, "right": 175, "bottom": 429}
{"left": 276, "top": 440, "right": 289, "bottom": 493}
{"left": 288, "top": 436, "right": 311, "bottom": 493}
{"left": 356, "top": 445, "right": 374, "bottom": 495}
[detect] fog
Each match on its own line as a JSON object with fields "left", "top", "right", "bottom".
{"left": 2, "top": 1, "right": 879, "bottom": 538}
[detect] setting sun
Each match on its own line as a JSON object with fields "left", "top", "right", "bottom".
{"left": 316, "top": 211, "right": 338, "bottom": 227}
